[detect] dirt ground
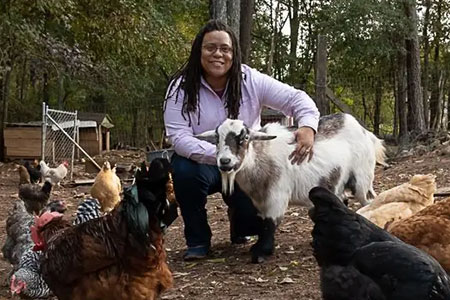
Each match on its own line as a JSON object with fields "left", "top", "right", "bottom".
{"left": 0, "top": 146, "right": 449, "bottom": 300}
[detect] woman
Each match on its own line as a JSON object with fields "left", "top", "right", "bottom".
{"left": 164, "top": 20, "right": 319, "bottom": 261}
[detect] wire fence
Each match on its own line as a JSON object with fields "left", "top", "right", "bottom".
{"left": 42, "top": 103, "right": 78, "bottom": 180}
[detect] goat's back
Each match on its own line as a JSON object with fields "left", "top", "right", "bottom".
{"left": 254, "top": 113, "right": 379, "bottom": 206}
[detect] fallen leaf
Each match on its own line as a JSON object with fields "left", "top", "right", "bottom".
{"left": 280, "top": 277, "right": 294, "bottom": 284}
{"left": 249, "top": 276, "right": 268, "bottom": 283}
{"left": 206, "top": 258, "right": 226, "bottom": 263}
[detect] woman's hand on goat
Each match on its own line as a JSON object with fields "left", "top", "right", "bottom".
{"left": 289, "top": 127, "right": 315, "bottom": 165}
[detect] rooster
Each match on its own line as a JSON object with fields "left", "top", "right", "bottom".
{"left": 31, "top": 158, "right": 175, "bottom": 300}
{"left": 18, "top": 181, "right": 53, "bottom": 215}
{"left": 308, "top": 187, "right": 450, "bottom": 300}
{"left": 90, "top": 161, "right": 122, "bottom": 212}
{"left": 40, "top": 160, "right": 69, "bottom": 185}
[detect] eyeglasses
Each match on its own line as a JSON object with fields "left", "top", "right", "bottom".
{"left": 202, "top": 44, "right": 233, "bottom": 55}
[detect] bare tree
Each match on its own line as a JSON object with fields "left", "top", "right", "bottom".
{"left": 287, "top": 0, "right": 299, "bottom": 80}
{"left": 397, "top": 46, "right": 408, "bottom": 146}
{"left": 421, "top": 0, "right": 431, "bottom": 128}
{"left": 227, "top": 0, "right": 240, "bottom": 41}
{"left": 210, "top": 0, "right": 241, "bottom": 40}
{"left": 315, "top": 35, "right": 329, "bottom": 115}
{"left": 404, "top": 0, "right": 426, "bottom": 135}
{"left": 239, "top": 0, "right": 254, "bottom": 63}
{"left": 210, "top": 0, "right": 227, "bottom": 22}
{"left": 429, "top": 0, "right": 443, "bottom": 130}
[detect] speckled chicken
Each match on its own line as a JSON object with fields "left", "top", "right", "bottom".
{"left": 72, "top": 198, "right": 102, "bottom": 225}
{"left": 309, "top": 186, "right": 450, "bottom": 300}
{"left": 90, "top": 161, "right": 122, "bottom": 212}
{"left": 2, "top": 199, "right": 66, "bottom": 266}
{"left": 387, "top": 196, "right": 450, "bottom": 273}
{"left": 10, "top": 248, "right": 52, "bottom": 298}
{"left": 10, "top": 199, "right": 103, "bottom": 298}
{"left": 357, "top": 174, "right": 436, "bottom": 228}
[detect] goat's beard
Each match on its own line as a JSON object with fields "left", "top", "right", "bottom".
{"left": 221, "top": 171, "right": 237, "bottom": 195}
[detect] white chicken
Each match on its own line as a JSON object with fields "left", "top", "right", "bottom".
{"left": 40, "top": 161, "right": 69, "bottom": 186}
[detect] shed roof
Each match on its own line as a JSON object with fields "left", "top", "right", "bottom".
{"left": 5, "top": 121, "right": 42, "bottom": 127}
{"left": 77, "top": 112, "right": 114, "bottom": 128}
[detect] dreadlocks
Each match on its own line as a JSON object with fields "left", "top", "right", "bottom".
{"left": 164, "top": 19, "right": 242, "bottom": 126}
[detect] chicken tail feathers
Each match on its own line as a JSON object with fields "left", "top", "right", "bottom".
{"left": 122, "top": 185, "right": 151, "bottom": 256}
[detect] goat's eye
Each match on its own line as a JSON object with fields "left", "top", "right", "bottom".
{"left": 239, "top": 135, "right": 249, "bottom": 145}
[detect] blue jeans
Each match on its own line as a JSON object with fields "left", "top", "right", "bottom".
{"left": 171, "top": 154, "right": 262, "bottom": 248}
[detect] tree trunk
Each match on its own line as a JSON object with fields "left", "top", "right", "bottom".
{"left": 43, "top": 71, "right": 50, "bottom": 104}
{"left": 404, "top": 0, "right": 425, "bottom": 135}
{"left": 362, "top": 90, "right": 367, "bottom": 125}
{"left": 288, "top": 0, "right": 299, "bottom": 82}
{"left": 315, "top": 35, "right": 329, "bottom": 116}
{"left": 266, "top": 0, "right": 280, "bottom": 75}
{"left": 18, "top": 57, "right": 27, "bottom": 103}
{"left": 421, "top": 0, "right": 431, "bottom": 128}
{"left": 239, "top": 0, "right": 254, "bottom": 64}
{"left": 227, "top": 0, "right": 240, "bottom": 40}
{"left": 397, "top": 47, "right": 408, "bottom": 146}
{"left": 210, "top": 0, "right": 227, "bottom": 22}
{"left": 373, "top": 79, "right": 382, "bottom": 136}
{"left": 392, "top": 70, "right": 398, "bottom": 138}
{"left": 429, "top": 0, "right": 442, "bottom": 131}
{"left": 58, "top": 73, "right": 65, "bottom": 110}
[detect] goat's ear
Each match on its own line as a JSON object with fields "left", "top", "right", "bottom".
{"left": 195, "top": 130, "right": 217, "bottom": 144}
{"left": 249, "top": 131, "right": 277, "bottom": 141}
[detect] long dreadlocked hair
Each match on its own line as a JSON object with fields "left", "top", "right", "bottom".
{"left": 164, "top": 19, "right": 242, "bottom": 126}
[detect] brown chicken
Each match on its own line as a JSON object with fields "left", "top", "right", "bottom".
{"left": 18, "top": 181, "right": 53, "bottom": 215}
{"left": 17, "top": 165, "right": 31, "bottom": 185}
{"left": 356, "top": 174, "right": 436, "bottom": 228}
{"left": 387, "top": 197, "right": 450, "bottom": 273}
{"left": 31, "top": 159, "right": 174, "bottom": 300}
{"left": 90, "top": 161, "right": 122, "bottom": 212}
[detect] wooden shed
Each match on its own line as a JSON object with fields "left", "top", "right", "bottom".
{"left": 3, "top": 113, "right": 114, "bottom": 160}
{"left": 4, "top": 122, "right": 43, "bottom": 160}
{"left": 77, "top": 112, "right": 114, "bottom": 156}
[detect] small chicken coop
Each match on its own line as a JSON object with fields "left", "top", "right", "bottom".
{"left": 4, "top": 122, "right": 43, "bottom": 160}
{"left": 3, "top": 113, "right": 114, "bottom": 161}
{"left": 77, "top": 112, "right": 114, "bottom": 156}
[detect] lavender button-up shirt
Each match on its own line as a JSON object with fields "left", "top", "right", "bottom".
{"left": 164, "top": 64, "right": 320, "bottom": 165}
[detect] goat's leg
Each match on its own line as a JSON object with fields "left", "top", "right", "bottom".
{"left": 250, "top": 217, "right": 276, "bottom": 263}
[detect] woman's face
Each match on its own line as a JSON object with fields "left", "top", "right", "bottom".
{"left": 200, "top": 31, "right": 233, "bottom": 84}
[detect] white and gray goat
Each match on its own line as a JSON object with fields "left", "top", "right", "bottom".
{"left": 196, "top": 113, "right": 386, "bottom": 263}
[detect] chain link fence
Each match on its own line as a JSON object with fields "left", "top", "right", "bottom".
{"left": 42, "top": 103, "right": 78, "bottom": 180}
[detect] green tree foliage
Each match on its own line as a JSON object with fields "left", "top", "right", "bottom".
{"left": 0, "top": 0, "right": 208, "bottom": 148}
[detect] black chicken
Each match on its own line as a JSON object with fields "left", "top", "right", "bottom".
{"left": 308, "top": 186, "right": 450, "bottom": 300}
{"left": 24, "top": 160, "right": 41, "bottom": 184}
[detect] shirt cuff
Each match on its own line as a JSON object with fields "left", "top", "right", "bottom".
{"left": 298, "top": 116, "right": 319, "bottom": 133}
